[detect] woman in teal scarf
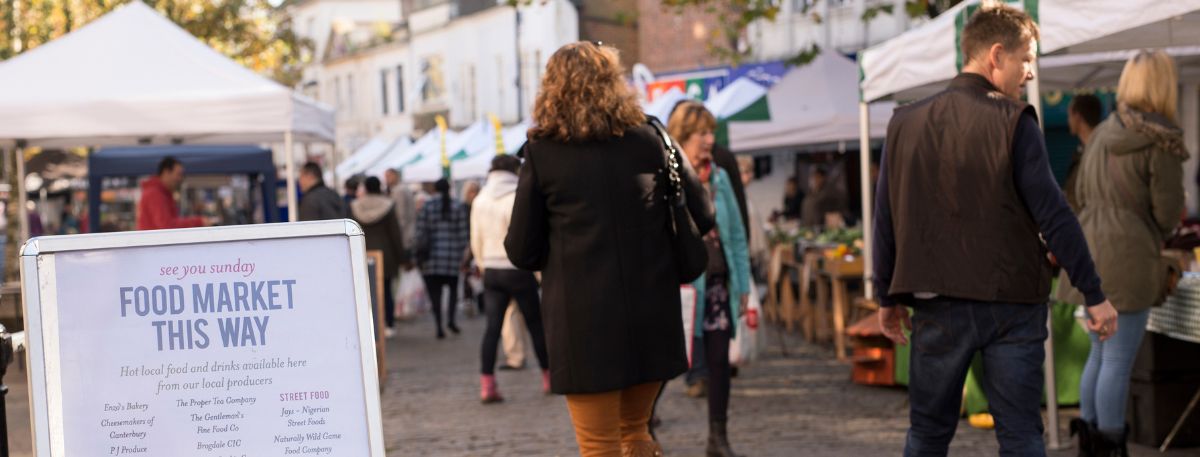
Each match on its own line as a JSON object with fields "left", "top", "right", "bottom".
{"left": 669, "top": 101, "right": 751, "bottom": 457}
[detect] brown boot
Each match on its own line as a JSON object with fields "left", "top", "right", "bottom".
{"left": 706, "top": 420, "right": 742, "bottom": 457}
{"left": 621, "top": 441, "right": 663, "bottom": 457}
{"left": 686, "top": 380, "right": 708, "bottom": 398}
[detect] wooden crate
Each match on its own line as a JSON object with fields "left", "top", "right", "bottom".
{"left": 823, "top": 255, "right": 864, "bottom": 278}
{"left": 851, "top": 346, "right": 896, "bottom": 386}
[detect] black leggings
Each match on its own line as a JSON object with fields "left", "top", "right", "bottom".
{"left": 480, "top": 269, "right": 549, "bottom": 375}
{"left": 705, "top": 328, "right": 732, "bottom": 422}
{"left": 425, "top": 275, "right": 459, "bottom": 331}
{"left": 383, "top": 275, "right": 396, "bottom": 328}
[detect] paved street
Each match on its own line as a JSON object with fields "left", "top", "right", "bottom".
{"left": 377, "top": 311, "right": 1192, "bottom": 456}
{"left": 0, "top": 310, "right": 1192, "bottom": 456}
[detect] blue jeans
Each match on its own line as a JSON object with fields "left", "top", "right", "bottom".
{"left": 905, "top": 298, "right": 1048, "bottom": 457}
{"left": 1079, "top": 309, "right": 1150, "bottom": 434}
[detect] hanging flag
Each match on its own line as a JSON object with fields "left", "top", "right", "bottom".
{"left": 435, "top": 115, "right": 449, "bottom": 179}
{"left": 489, "top": 114, "right": 505, "bottom": 156}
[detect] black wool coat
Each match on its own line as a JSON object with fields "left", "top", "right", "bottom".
{"left": 505, "top": 124, "right": 715, "bottom": 395}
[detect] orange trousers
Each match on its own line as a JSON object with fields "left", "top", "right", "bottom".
{"left": 564, "top": 381, "right": 663, "bottom": 457}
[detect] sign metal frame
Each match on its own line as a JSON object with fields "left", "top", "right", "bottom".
{"left": 19, "top": 219, "right": 385, "bottom": 456}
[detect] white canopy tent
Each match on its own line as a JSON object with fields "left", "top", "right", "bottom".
{"left": 336, "top": 136, "right": 405, "bottom": 182}
{"left": 729, "top": 53, "right": 895, "bottom": 152}
{"left": 704, "top": 77, "right": 768, "bottom": 120}
{"left": 450, "top": 122, "right": 529, "bottom": 181}
{"left": 0, "top": 2, "right": 335, "bottom": 232}
{"left": 401, "top": 121, "right": 490, "bottom": 183}
{"left": 389, "top": 126, "right": 467, "bottom": 184}
{"left": 366, "top": 129, "right": 446, "bottom": 178}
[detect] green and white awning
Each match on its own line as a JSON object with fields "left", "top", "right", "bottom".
{"left": 704, "top": 78, "right": 770, "bottom": 146}
{"left": 859, "top": 0, "right": 1200, "bottom": 102}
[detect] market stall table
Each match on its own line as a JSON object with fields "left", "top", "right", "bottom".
{"left": 1147, "top": 277, "right": 1200, "bottom": 450}
{"left": 818, "top": 256, "right": 865, "bottom": 362}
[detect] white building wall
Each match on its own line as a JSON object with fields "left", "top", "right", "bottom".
{"left": 748, "top": 0, "right": 908, "bottom": 61}
{"left": 292, "top": 0, "right": 401, "bottom": 60}
{"left": 312, "top": 0, "right": 578, "bottom": 158}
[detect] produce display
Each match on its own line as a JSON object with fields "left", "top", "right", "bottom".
{"left": 766, "top": 223, "right": 865, "bottom": 260}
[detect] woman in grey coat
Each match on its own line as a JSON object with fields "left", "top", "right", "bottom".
{"left": 1061, "top": 51, "right": 1187, "bottom": 456}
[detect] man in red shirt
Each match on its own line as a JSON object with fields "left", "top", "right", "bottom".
{"left": 136, "top": 157, "right": 208, "bottom": 230}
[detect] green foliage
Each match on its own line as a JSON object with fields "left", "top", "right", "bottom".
{"left": 861, "top": 3, "right": 893, "bottom": 23}
{"left": 784, "top": 43, "right": 819, "bottom": 67}
{"left": 0, "top": 0, "right": 312, "bottom": 85}
{"left": 905, "top": 0, "right": 966, "bottom": 19}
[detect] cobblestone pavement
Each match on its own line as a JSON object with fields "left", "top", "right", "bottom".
{"left": 378, "top": 312, "right": 1194, "bottom": 457}
{"left": 0, "top": 311, "right": 1192, "bottom": 456}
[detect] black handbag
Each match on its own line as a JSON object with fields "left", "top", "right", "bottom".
{"left": 647, "top": 118, "right": 709, "bottom": 283}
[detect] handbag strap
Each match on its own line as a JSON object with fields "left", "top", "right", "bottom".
{"left": 647, "top": 117, "right": 686, "bottom": 208}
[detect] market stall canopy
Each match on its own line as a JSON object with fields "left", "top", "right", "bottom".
{"left": 643, "top": 87, "right": 687, "bottom": 123}
{"left": 86, "top": 145, "right": 280, "bottom": 232}
{"left": 451, "top": 121, "right": 529, "bottom": 180}
{"left": 388, "top": 127, "right": 462, "bottom": 183}
{"left": 0, "top": 1, "right": 334, "bottom": 147}
{"left": 729, "top": 53, "right": 894, "bottom": 152}
{"left": 403, "top": 121, "right": 489, "bottom": 183}
{"left": 858, "top": 0, "right": 1200, "bottom": 102}
{"left": 337, "top": 136, "right": 405, "bottom": 180}
{"left": 366, "top": 130, "right": 438, "bottom": 178}
{"left": 444, "top": 121, "right": 494, "bottom": 163}
{"left": 704, "top": 78, "right": 769, "bottom": 121}
{"left": 705, "top": 77, "right": 770, "bottom": 146}
{"left": 1039, "top": 45, "right": 1200, "bottom": 90}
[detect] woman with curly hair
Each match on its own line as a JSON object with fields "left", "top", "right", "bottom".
{"left": 505, "top": 41, "right": 714, "bottom": 457}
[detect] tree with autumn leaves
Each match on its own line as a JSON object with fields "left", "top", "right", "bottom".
{"left": 657, "top": 0, "right": 966, "bottom": 65}
{"left": 0, "top": 0, "right": 312, "bottom": 85}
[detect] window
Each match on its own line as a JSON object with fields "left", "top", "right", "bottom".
{"left": 495, "top": 56, "right": 504, "bottom": 116}
{"left": 464, "top": 64, "right": 476, "bottom": 121}
{"left": 380, "top": 69, "right": 389, "bottom": 115}
{"left": 347, "top": 74, "right": 355, "bottom": 117}
{"left": 395, "top": 65, "right": 405, "bottom": 113}
{"left": 333, "top": 77, "right": 343, "bottom": 113}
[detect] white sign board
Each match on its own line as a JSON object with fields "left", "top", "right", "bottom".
{"left": 20, "top": 220, "right": 384, "bottom": 456}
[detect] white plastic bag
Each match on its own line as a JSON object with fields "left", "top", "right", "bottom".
{"left": 730, "top": 283, "right": 761, "bottom": 366}
{"left": 681, "top": 285, "right": 698, "bottom": 367}
{"left": 396, "top": 268, "right": 429, "bottom": 319}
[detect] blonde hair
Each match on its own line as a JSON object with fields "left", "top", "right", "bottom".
{"left": 1117, "top": 50, "right": 1179, "bottom": 123}
{"left": 667, "top": 100, "right": 716, "bottom": 145}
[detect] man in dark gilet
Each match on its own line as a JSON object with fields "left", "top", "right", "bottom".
{"left": 872, "top": 5, "right": 1119, "bottom": 455}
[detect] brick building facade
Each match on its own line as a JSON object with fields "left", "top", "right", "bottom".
{"left": 635, "top": 0, "right": 722, "bottom": 74}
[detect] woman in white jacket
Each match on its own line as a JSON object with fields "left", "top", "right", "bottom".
{"left": 472, "top": 155, "right": 550, "bottom": 403}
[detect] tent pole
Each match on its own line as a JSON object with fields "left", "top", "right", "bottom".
{"left": 1028, "top": 65, "right": 1044, "bottom": 129}
{"left": 285, "top": 131, "right": 297, "bottom": 222}
{"left": 325, "top": 143, "right": 338, "bottom": 185}
{"left": 15, "top": 145, "right": 29, "bottom": 242}
{"left": 858, "top": 102, "right": 873, "bottom": 301}
{"left": 1028, "top": 62, "right": 1065, "bottom": 450}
